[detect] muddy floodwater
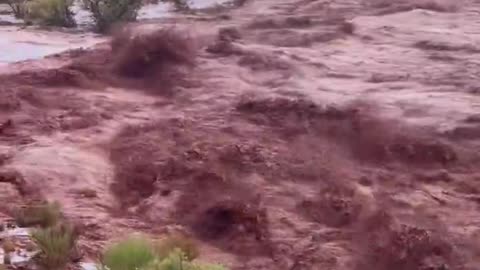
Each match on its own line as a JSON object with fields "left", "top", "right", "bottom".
{"left": 2, "top": 0, "right": 480, "bottom": 269}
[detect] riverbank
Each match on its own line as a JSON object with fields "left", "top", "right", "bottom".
{"left": 0, "top": 0, "right": 232, "bottom": 64}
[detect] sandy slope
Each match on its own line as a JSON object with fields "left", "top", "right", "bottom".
{"left": 1, "top": 0, "right": 480, "bottom": 269}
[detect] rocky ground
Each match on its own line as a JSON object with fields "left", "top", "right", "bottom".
{"left": 1, "top": 0, "right": 480, "bottom": 269}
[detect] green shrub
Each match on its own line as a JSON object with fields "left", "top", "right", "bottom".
{"left": 144, "top": 249, "right": 226, "bottom": 270}
{"left": 102, "top": 235, "right": 226, "bottom": 270}
{"left": 102, "top": 236, "right": 155, "bottom": 270}
{"left": 3, "top": 0, "right": 75, "bottom": 25}
{"left": 155, "top": 234, "right": 199, "bottom": 261}
{"left": 83, "top": 0, "right": 142, "bottom": 33}
{"left": 15, "top": 201, "right": 61, "bottom": 228}
{"left": 32, "top": 223, "right": 77, "bottom": 270}
{"left": 26, "top": 0, "right": 76, "bottom": 27}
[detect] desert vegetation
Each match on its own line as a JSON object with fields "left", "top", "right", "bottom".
{"left": 32, "top": 223, "right": 78, "bottom": 269}
{"left": 102, "top": 235, "right": 227, "bottom": 270}
{"left": 0, "top": 0, "right": 225, "bottom": 31}
{"left": 83, "top": 0, "right": 142, "bottom": 32}
{"left": 26, "top": 0, "right": 75, "bottom": 27}
{"left": 1, "top": 0, "right": 75, "bottom": 26}
{"left": 1, "top": 201, "right": 227, "bottom": 269}
{"left": 0, "top": 202, "right": 79, "bottom": 269}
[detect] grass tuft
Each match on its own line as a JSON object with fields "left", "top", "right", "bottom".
{"left": 32, "top": 223, "right": 77, "bottom": 270}
{"left": 101, "top": 235, "right": 227, "bottom": 270}
{"left": 144, "top": 248, "right": 226, "bottom": 270}
{"left": 155, "top": 234, "right": 199, "bottom": 261}
{"left": 102, "top": 236, "right": 155, "bottom": 270}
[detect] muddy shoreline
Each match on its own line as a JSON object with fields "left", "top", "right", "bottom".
{"left": 1, "top": 0, "right": 480, "bottom": 269}
{"left": 0, "top": 0, "right": 233, "bottom": 64}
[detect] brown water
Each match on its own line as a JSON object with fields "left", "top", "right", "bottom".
{"left": 2, "top": 0, "right": 480, "bottom": 269}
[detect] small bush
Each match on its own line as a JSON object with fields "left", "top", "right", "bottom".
{"left": 102, "top": 236, "right": 227, "bottom": 270}
{"left": 83, "top": 0, "right": 142, "bottom": 33}
{"left": 32, "top": 223, "right": 77, "bottom": 270}
{"left": 27, "top": 0, "right": 76, "bottom": 27}
{"left": 102, "top": 236, "right": 155, "bottom": 270}
{"left": 155, "top": 234, "right": 199, "bottom": 261}
{"left": 14, "top": 201, "right": 61, "bottom": 228}
{"left": 144, "top": 249, "right": 226, "bottom": 270}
